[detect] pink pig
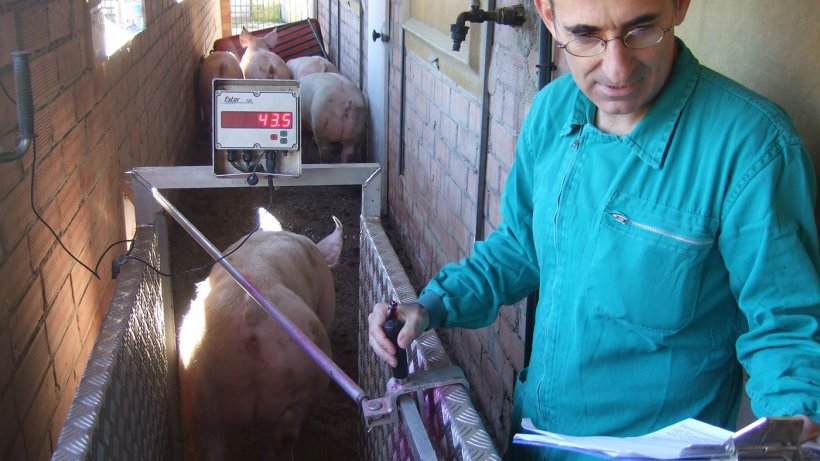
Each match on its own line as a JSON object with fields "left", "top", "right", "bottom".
{"left": 198, "top": 51, "right": 243, "bottom": 135}
{"left": 286, "top": 56, "right": 339, "bottom": 80}
{"left": 300, "top": 72, "right": 367, "bottom": 163}
{"left": 178, "top": 216, "right": 343, "bottom": 460}
{"left": 238, "top": 27, "right": 292, "bottom": 80}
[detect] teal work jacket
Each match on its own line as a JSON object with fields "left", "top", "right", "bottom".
{"left": 419, "top": 39, "right": 820, "bottom": 459}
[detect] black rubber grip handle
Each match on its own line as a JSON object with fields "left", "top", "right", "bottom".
{"left": 384, "top": 318, "right": 408, "bottom": 379}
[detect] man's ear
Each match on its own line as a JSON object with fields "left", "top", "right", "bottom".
{"left": 534, "top": 0, "right": 556, "bottom": 36}
{"left": 674, "top": 0, "right": 692, "bottom": 26}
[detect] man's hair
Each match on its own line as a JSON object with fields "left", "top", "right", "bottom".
{"left": 549, "top": 0, "right": 678, "bottom": 18}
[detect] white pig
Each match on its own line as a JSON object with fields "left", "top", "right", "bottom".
{"left": 198, "top": 51, "right": 243, "bottom": 136}
{"left": 286, "top": 56, "right": 339, "bottom": 80}
{"left": 178, "top": 216, "right": 343, "bottom": 461}
{"left": 299, "top": 72, "right": 367, "bottom": 163}
{"left": 238, "top": 27, "right": 292, "bottom": 80}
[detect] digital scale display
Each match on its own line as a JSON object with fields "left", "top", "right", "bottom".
{"left": 212, "top": 79, "right": 302, "bottom": 178}
{"left": 221, "top": 111, "right": 294, "bottom": 129}
{"left": 213, "top": 80, "right": 300, "bottom": 151}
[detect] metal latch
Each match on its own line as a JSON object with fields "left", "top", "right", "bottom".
{"left": 361, "top": 365, "right": 469, "bottom": 429}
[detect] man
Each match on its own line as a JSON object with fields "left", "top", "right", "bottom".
{"left": 368, "top": 0, "right": 820, "bottom": 459}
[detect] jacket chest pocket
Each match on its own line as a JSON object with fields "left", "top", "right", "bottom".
{"left": 586, "top": 193, "right": 718, "bottom": 333}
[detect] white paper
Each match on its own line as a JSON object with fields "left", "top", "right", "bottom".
{"left": 513, "top": 418, "right": 734, "bottom": 459}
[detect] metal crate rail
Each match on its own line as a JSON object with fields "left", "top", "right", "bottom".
{"left": 358, "top": 217, "right": 501, "bottom": 461}
{"left": 52, "top": 227, "right": 172, "bottom": 461}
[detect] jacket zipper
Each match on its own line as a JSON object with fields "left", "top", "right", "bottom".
{"left": 610, "top": 212, "right": 712, "bottom": 246}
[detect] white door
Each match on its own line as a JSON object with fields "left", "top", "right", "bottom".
{"left": 366, "top": 0, "right": 389, "bottom": 174}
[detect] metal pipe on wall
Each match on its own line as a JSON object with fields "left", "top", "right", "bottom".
{"left": 474, "top": 0, "right": 497, "bottom": 242}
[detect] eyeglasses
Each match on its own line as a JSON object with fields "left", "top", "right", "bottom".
{"left": 556, "top": 25, "right": 674, "bottom": 57}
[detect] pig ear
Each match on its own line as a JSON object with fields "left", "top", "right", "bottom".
{"left": 263, "top": 29, "right": 279, "bottom": 49}
{"left": 316, "top": 216, "right": 343, "bottom": 268}
{"left": 239, "top": 28, "right": 252, "bottom": 47}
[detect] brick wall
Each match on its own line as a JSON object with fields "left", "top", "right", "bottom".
{"left": 317, "top": 0, "right": 362, "bottom": 89}
{"left": 0, "top": 0, "right": 221, "bottom": 459}
{"left": 316, "top": 0, "right": 544, "bottom": 453}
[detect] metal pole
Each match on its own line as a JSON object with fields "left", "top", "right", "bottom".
{"left": 128, "top": 170, "right": 368, "bottom": 404}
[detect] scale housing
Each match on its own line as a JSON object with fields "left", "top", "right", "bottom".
{"left": 212, "top": 78, "right": 301, "bottom": 178}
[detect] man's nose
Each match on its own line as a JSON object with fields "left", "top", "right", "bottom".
{"left": 599, "top": 39, "right": 635, "bottom": 84}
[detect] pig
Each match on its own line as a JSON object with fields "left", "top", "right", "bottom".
{"left": 299, "top": 72, "right": 367, "bottom": 163}
{"left": 178, "top": 215, "right": 343, "bottom": 461}
{"left": 286, "top": 55, "right": 339, "bottom": 80}
{"left": 238, "top": 27, "right": 292, "bottom": 80}
{"left": 198, "top": 51, "right": 244, "bottom": 136}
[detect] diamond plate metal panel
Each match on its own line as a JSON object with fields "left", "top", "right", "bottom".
{"left": 52, "top": 227, "right": 172, "bottom": 461}
{"left": 359, "top": 217, "right": 501, "bottom": 461}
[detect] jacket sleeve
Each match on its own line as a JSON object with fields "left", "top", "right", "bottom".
{"left": 719, "top": 137, "right": 820, "bottom": 422}
{"left": 419, "top": 114, "right": 542, "bottom": 330}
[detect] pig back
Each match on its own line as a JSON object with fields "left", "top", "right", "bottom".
{"left": 287, "top": 56, "right": 340, "bottom": 80}
{"left": 178, "top": 229, "right": 338, "bottom": 458}
{"left": 300, "top": 72, "right": 367, "bottom": 162}
{"left": 198, "top": 52, "right": 243, "bottom": 128}
{"left": 218, "top": 230, "right": 336, "bottom": 328}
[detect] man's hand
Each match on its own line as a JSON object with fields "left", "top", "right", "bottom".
{"left": 799, "top": 415, "right": 820, "bottom": 443}
{"left": 367, "top": 302, "right": 430, "bottom": 368}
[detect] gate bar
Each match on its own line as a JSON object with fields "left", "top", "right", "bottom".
{"left": 128, "top": 170, "right": 368, "bottom": 404}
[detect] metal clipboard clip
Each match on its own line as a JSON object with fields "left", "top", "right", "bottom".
{"left": 728, "top": 417, "right": 808, "bottom": 461}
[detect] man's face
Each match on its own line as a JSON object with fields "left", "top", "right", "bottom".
{"left": 537, "top": 0, "right": 690, "bottom": 133}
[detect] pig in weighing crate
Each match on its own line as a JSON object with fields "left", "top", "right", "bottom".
{"left": 212, "top": 18, "right": 329, "bottom": 62}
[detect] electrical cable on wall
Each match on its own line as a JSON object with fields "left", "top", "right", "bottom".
{"left": 2, "top": 62, "right": 273, "bottom": 281}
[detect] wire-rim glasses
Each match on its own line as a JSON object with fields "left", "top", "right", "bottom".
{"left": 557, "top": 25, "right": 674, "bottom": 57}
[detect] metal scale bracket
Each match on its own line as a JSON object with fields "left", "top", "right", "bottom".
{"left": 361, "top": 365, "right": 469, "bottom": 430}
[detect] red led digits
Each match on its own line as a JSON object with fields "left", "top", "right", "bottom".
{"left": 221, "top": 111, "right": 293, "bottom": 129}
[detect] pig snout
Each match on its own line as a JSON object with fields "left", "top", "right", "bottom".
{"left": 178, "top": 216, "right": 343, "bottom": 460}
{"left": 300, "top": 73, "right": 367, "bottom": 164}
{"left": 238, "top": 27, "right": 292, "bottom": 80}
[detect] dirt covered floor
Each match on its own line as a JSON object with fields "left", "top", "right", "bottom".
{"left": 167, "top": 181, "right": 362, "bottom": 460}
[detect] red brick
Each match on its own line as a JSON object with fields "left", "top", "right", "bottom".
{"left": 27, "top": 202, "right": 61, "bottom": 270}
{"left": 490, "top": 120, "right": 517, "bottom": 169}
{"left": 48, "top": 1, "right": 72, "bottom": 43}
{"left": 0, "top": 241, "right": 33, "bottom": 317}
{"left": 0, "top": 327, "right": 13, "bottom": 395}
{"left": 44, "top": 278, "right": 75, "bottom": 361}
{"left": 85, "top": 95, "right": 113, "bottom": 148}
{"left": 18, "top": 4, "right": 49, "bottom": 53}
{"left": 10, "top": 282, "right": 44, "bottom": 362}
{"left": 0, "top": 172, "right": 34, "bottom": 252}
{"left": 22, "top": 368, "right": 56, "bottom": 461}
{"left": 51, "top": 373, "right": 77, "bottom": 451}
{"left": 73, "top": 73, "right": 96, "bottom": 118}
{"left": 450, "top": 88, "right": 471, "bottom": 126}
{"left": 41, "top": 243, "right": 74, "bottom": 305}
{"left": 0, "top": 387, "right": 21, "bottom": 458}
{"left": 3, "top": 435, "right": 27, "bottom": 461}
{"left": 75, "top": 279, "right": 101, "bottom": 340}
{"left": 0, "top": 12, "right": 16, "bottom": 69}
{"left": 50, "top": 89, "right": 77, "bottom": 142}
{"left": 0, "top": 153, "right": 23, "bottom": 206}
{"left": 68, "top": 256, "right": 94, "bottom": 313}
{"left": 51, "top": 311, "right": 80, "bottom": 393}
{"left": 55, "top": 174, "right": 82, "bottom": 235}
{"left": 31, "top": 99, "right": 56, "bottom": 152}
{"left": 30, "top": 146, "right": 67, "bottom": 213}
{"left": 29, "top": 50, "right": 60, "bottom": 108}
{"left": 11, "top": 329, "right": 50, "bottom": 421}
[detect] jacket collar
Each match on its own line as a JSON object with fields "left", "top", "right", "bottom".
{"left": 560, "top": 38, "right": 700, "bottom": 169}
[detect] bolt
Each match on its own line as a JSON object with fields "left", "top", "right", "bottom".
{"left": 367, "top": 400, "right": 383, "bottom": 411}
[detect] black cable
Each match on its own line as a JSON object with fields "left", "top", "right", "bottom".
{"left": 117, "top": 174, "right": 277, "bottom": 278}
{"left": 30, "top": 138, "right": 128, "bottom": 279}
{"left": 0, "top": 78, "right": 14, "bottom": 104}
